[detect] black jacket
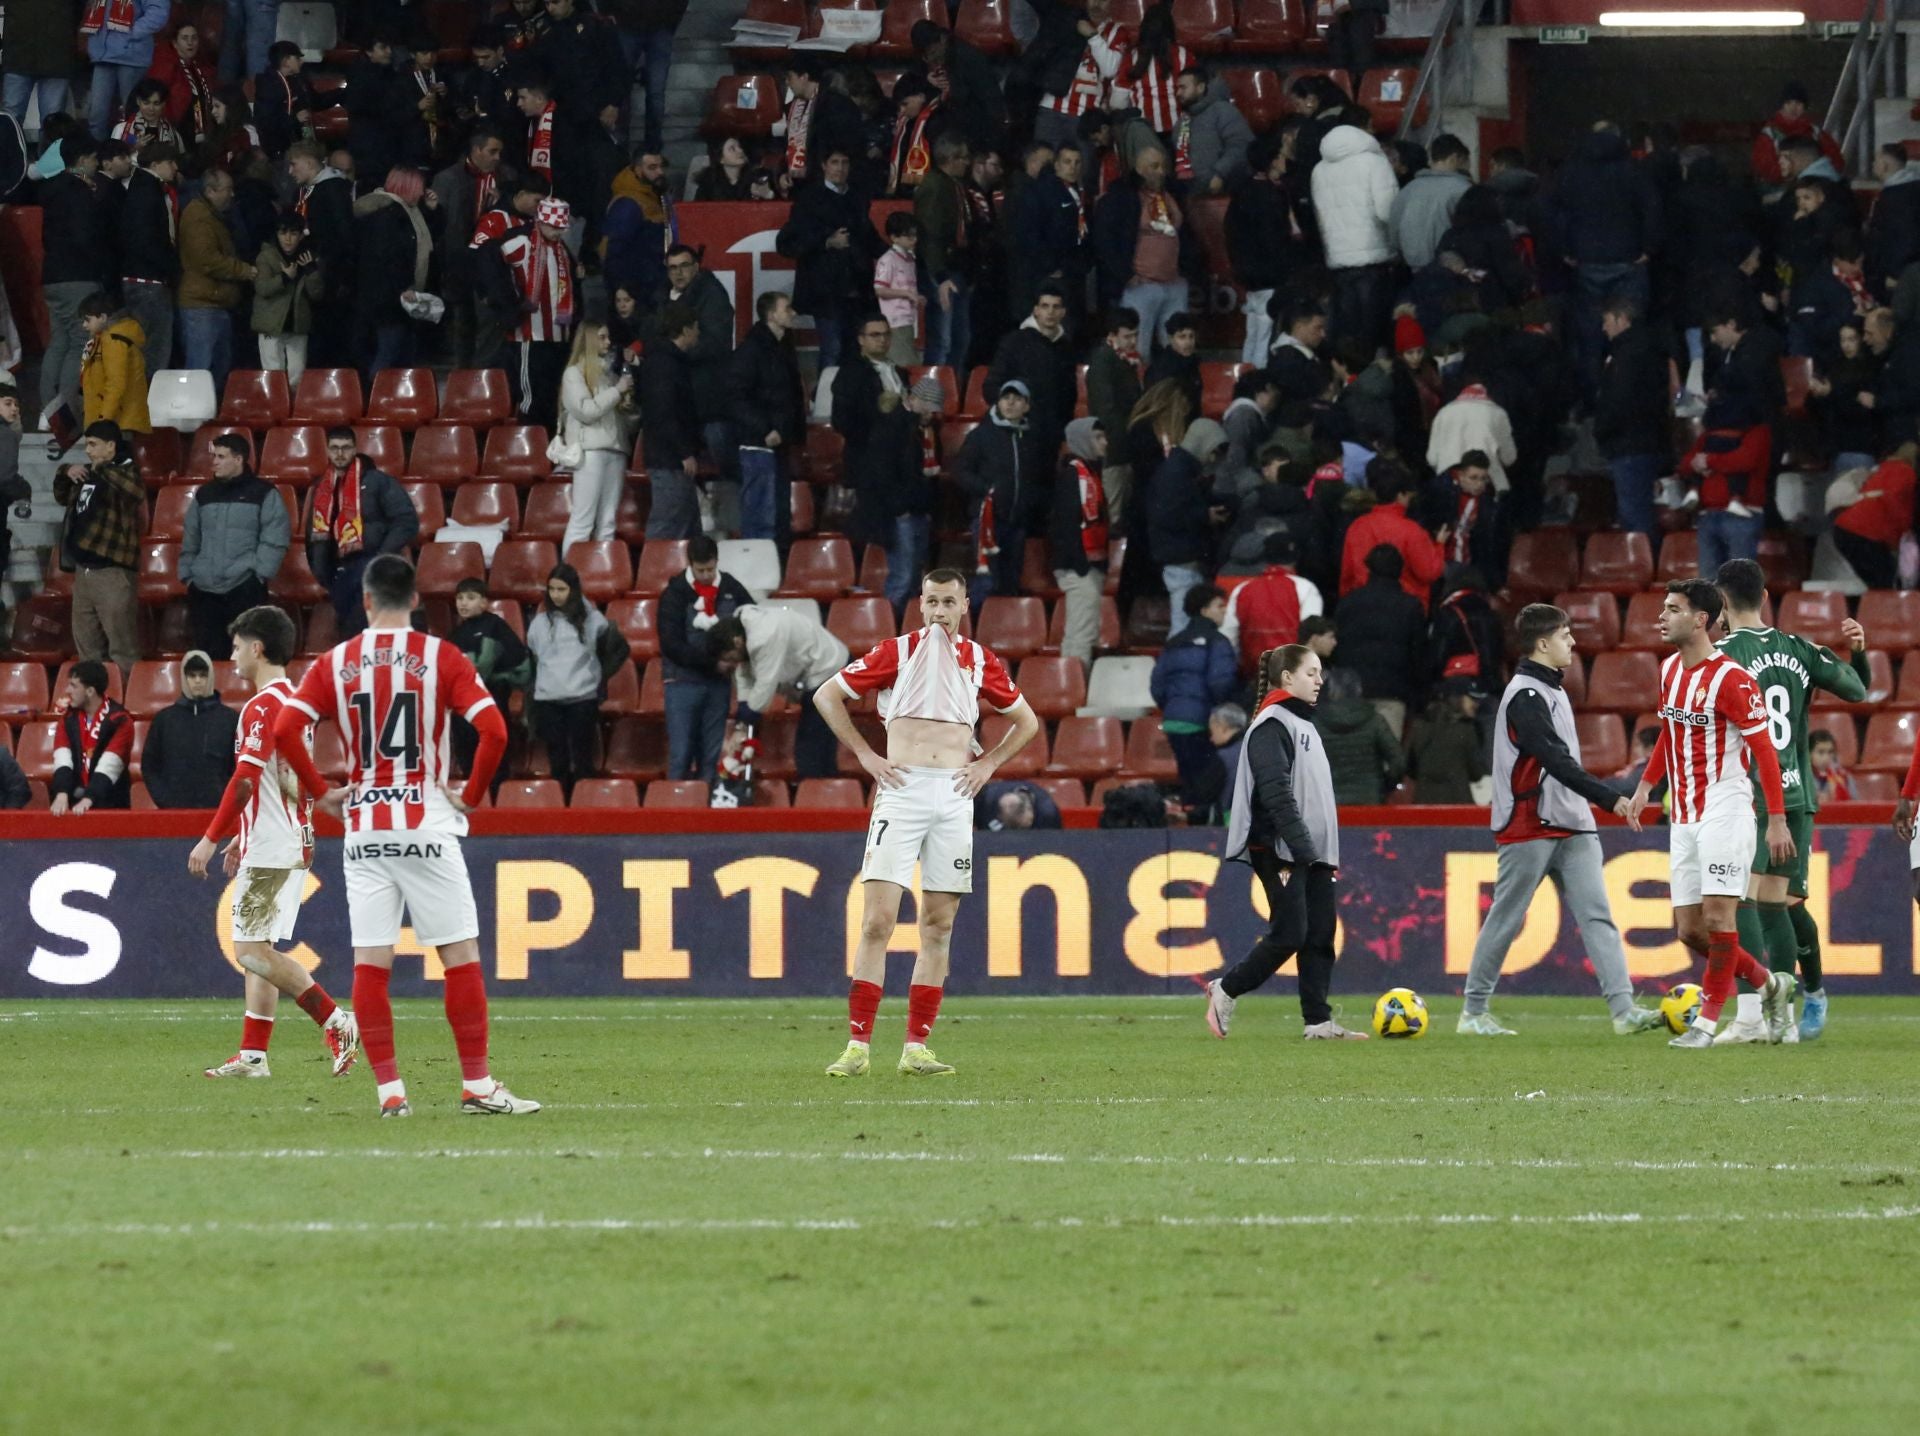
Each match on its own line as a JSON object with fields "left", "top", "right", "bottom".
{"left": 1869, "top": 176, "right": 1920, "bottom": 291}
{"left": 776, "top": 178, "right": 880, "bottom": 317}
{"left": 796, "top": 86, "right": 866, "bottom": 186}
{"left": 1048, "top": 455, "right": 1107, "bottom": 576}
{"left": 1268, "top": 339, "right": 1333, "bottom": 409}
{"left": 40, "top": 170, "right": 112, "bottom": 287}
{"left": 1713, "top": 325, "right": 1788, "bottom": 425}
{"left": 530, "top": 10, "right": 628, "bottom": 119}
{"left": 937, "top": 35, "right": 1007, "bottom": 153}
{"left": 1144, "top": 448, "right": 1215, "bottom": 567}
{"left": 0, "top": 747, "right": 28, "bottom": 809}
{"left": 638, "top": 343, "right": 701, "bottom": 469}
{"left": 1226, "top": 175, "right": 1309, "bottom": 293}
{"left": 344, "top": 57, "right": 418, "bottom": 180}
{"left": 951, "top": 413, "right": 1044, "bottom": 529}
{"left": 120, "top": 168, "right": 179, "bottom": 284}
{"left": 1549, "top": 128, "right": 1661, "bottom": 267}
{"left": 1874, "top": 327, "right": 1920, "bottom": 445}
{"left": 833, "top": 360, "right": 935, "bottom": 541}
{"left": 1815, "top": 349, "right": 1881, "bottom": 459}
{"left": 1789, "top": 264, "right": 1864, "bottom": 359}
{"left": 1438, "top": 217, "right": 1528, "bottom": 312}
{"left": 645, "top": 270, "right": 735, "bottom": 424}
{"left": 305, "top": 460, "right": 419, "bottom": 585}
{"left": 658, "top": 569, "right": 754, "bottom": 682}
{"left": 1593, "top": 323, "right": 1671, "bottom": 459}
{"left": 1011, "top": 170, "right": 1084, "bottom": 286}
{"left": 1426, "top": 586, "right": 1505, "bottom": 690}
{"left": 1502, "top": 658, "right": 1621, "bottom": 812}
{"left": 986, "top": 322, "right": 1078, "bottom": 448}
{"left": 351, "top": 198, "right": 421, "bottom": 325}
{"left": 299, "top": 172, "right": 358, "bottom": 303}
{"left": 1334, "top": 573, "right": 1426, "bottom": 704}
{"left": 1246, "top": 696, "right": 1324, "bottom": 863}
{"left": 142, "top": 694, "right": 239, "bottom": 809}
{"left": 252, "top": 69, "right": 311, "bottom": 157}
{"left": 1091, "top": 180, "right": 1145, "bottom": 309}
{"left": 728, "top": 321, "right": 807, "bottom": 449}
{"left": 1144, "top": 347, "right": 1202, "bottom": 413}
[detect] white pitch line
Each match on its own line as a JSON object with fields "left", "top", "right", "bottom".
{"left": 5, "top": 1205, "right": 1920, "bottom": 1243}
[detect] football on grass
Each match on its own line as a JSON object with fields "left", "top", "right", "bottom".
{"left": 1372, "top": 988, "right": 1429, "bottom": 1039}
{"left": 1660, "top": 983, "right": 1705, "bottom": 1034}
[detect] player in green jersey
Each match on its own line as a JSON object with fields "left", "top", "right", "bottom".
{"left": 1713, "top": 560, "right": 1870, "bottom": 1043}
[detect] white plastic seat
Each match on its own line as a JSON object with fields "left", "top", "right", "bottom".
{"left": 1078, "top": 655, "right": 1157, "bottom": 720}
{"left": 147, "top": 370, "right": 217, "bottom": 432}
{"left": 275, "top": 2, "right": 338, "bottom": 60}
{"left": 717, "top": 538, "right": 782, "bottom": 599}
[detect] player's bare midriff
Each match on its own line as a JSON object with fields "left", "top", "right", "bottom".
{"left": 883, "top": 716, "right": 974, "bottom": 770}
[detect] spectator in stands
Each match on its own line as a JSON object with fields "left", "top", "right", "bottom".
{"left": 696, "top": 138, "right": 767, "bottom": 203}
{"left": 713, "top": 607, "right": 850, "bottom": 780}
{"left": 911, "top": 19, "right": 1006, "bottom": 156}
{"left": 1267, "top": 299, "right": 1334, "bottom": 410}
{"left": 430, "top": 126, "right": 507, "bottom": 368}
{"left": 1866, "top": 143, "right": 1920, "bottom": 295}
{"left": 1219, "top": 445, "right": 1312, "bottom": 572}
{"left": 1314, "top": 663, "right": 1403, "bottom": 804}
{"left": 1427, "top": 564, "right": 1503, "bottom": 692}
{"left": 0, "top": 740, "right": 27, "bottom": 808}
{"left": 1789, "top": 229, "right": 1874, "bottom": 358}
{"left": 77, "top": 295, "right": 149, "bottom": 437}
{"left": 557, "top": 321, "right": 637, "bottom": 547}
{"left": 530, "top": 0, "right": 627, "bottom": 158}
{"left": 141, "top": 649, "right": 238, "bottom": 808}
{"left": 250, "top": 213, "right": 322, "bottom": 388}
{"left": 988, "top": 285, "right": 1078, "bottom": 464}
{"left": 974, "top": 780, "right": 1063, "bottom": 832}
{"left": 1864, "top": 305, "right": 1920, "bottom": 444}
{"left": 1171, "top": 67, "right": 1251, "bottom": 197}
{"left": 1427, "top": 370, "right": 1516, "bottom": 497}
{"left": 1229, "top": 133, "right": 1310, "bottom": 366}
{"left": 659, "top": 534, "right": 754, "bottom": 785}
{"left": 450, "top": 25, "right": 514, "bottom": 136}
{"left": 1221, "top": 532, "right": 1321, "bottom": 677}
{"left": 1048, "top": 417, "right": 1110, "bottom": 668}
{"left": 109, "top": 76, "right": 179, "bottom": 151}
{"left": 482, "top": 196, "right": 577, "bottom": 429}
{"left": 1085, "top": 308, "right": 1144, "bottom": 522}
{"left": 778, "top": 57, "right": 861, "bottom": 194}
{"left": 148, "top": 20, "right": 210, "bottom": 142}
{"left": 1031, "top": 0, "right": 1126, "bottom": 169}
{"left": 1153, "top": 586, "right": 1239, "bottom": 811}
{"left": 447, "top": 576, "right": 530, "bottom": 785}
{"left": 1604, "top": 724, "right": 1662, "bottom": 799}
{"left": 1550, "top": 121, "right": 1661, "bottom": 394}
{"left": 1143, "top": 310, "right": 1202, "bottom": 414}
{"left": 885, "top": 75, "right": 947, "bottom": 196}
{"left": 1313, "top": 121, "right": 1398, "bottom": 347}
{"left": 1417, "top": 451, "right": 1507, "bottom": 590}
{"left": 350, "top": 165, "right": 434, "bottom": 382}
{"left": 730, "top": 291, "right": 807, "bottom": 549}
{"left": 1147, "top": 416, "right": 1231, "bottom": 630}
{"left": 252, "top": 41, "right": 309, "bottom": 158}
{"left": 608, "top": 0, "right": 686, "bottom": 155}
{"left": 525, "top": 563, "right": 613, "bottom": 801}
{"left": 55, "top": 420, "right": 142, "bottom": 678}
{"left": 1340, "top": 460, "right": 1445, "bottom": 607}
{"left": 1390, "top": 133, "right": 1471, "bottom": 272}
{"left": 306, "top": 426, "right": 418, "bottom": 637}
{"left": 180, "top": 432, "right": 288, "bottom": 655}
{"left": 1592, "top": 293, "right": 1671, "bottom": 537}
{"left": 1811, "top": 320, "right": 1880, "bottom": 475}
{"left": 637, "top": 300, "right": 703, "bottom": 540}
{"left": 1334, "top": 543, "right": 1424, "bottom": 739}
{"left": 949, "top": 376, "right": 1039, "bottom": 609}
{"left": 890, "top": 376, "right": 948, "bottom": 613}
{"left": 1301, "top": 612, "right": 1338, "bottom": 665}
{"left": 873, "top": 214, "right": 925, "bottom": 366}
{"left": 3, "top": 0, "right": 81, "bottom": 127}
{"left": 1012, "top": 144, "right": 1090, "bottom": 328}
{"left": 1216, "top": 371, "right": 1277, "bottom": 497}
{"left": 1408, "top": 678, "right": 1486, "bottom": 805}
{"left": 50, "top": 659, "right": 134, "bottom": 813}
{"left": 189, "top": 84, "right": 260, "bottom": 181}
{"left": 1680, "top": 393, "right": 1770, "bottom": 576}
{"left": 1811, "top": 729, "right": 1853, "bottom": 803}
{"left": 285, "top": 142, "right": 354, "bottom": 364}
{"left": 1831, "top": 439, "right": 1917, "bottom": 589}
{"left": 915, "top": 134, "right": 976, "bottom": 371}
{"left": 652, "top": 243, "right": 737, "bottom": 516}
{"left": 1752, "top": 81, "right": 1843, "bottom": 194}
{"left": 37, "top": 138, "right": 110, "bottom": 416}
{"left": 601, "top": 148, "right": 677, "bottom": 314}
{"left": 119, "top": 140, "right": 180, "bottom": 376}
{"left": 173, "top": 167, "right": 255, "bottom": 392}
{"left": 777, "top": 148, "right": 880, "bottom": 373}
{"left": 1435, "top": 185, "right": 1529, "bottom": 315}
{"left": 1096, "top": 147, "right": 1187, "bottom": 359}
{"left": 85, "top": 0, "right": 168, "bottom": 139}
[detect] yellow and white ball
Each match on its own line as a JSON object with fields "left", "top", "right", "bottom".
{"left": 1659, "top": 983, "right": 1704, "bottom": 1034}
{"left": 1371, "top": 987, "right": 1430, "bottom": 1039}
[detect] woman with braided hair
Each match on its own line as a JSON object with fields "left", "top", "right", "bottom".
{"left": 1204, "top": 644, "right": 1369, "bottom": 1040}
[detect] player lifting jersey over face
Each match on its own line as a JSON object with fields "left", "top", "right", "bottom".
{"left": 813, "top": 569, "right": 1042, "bottom": 1077}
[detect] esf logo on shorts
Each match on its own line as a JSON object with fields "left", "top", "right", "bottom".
{"left": 345, "top": 841, "right": 447, "bottom": 859}
{"left": 348, "top": 784, "right": 425, "bottom": 807}
{"left": 1707, "top": 862, "right": 1745, "bottom": 878}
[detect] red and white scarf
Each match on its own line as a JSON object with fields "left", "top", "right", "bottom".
{"left": 528, "top": 101, "right": 556, "bottom": 181}
{"left": 1072, "top": 459, "right": 1108, "bottom": 560}
{"left": 919, "top": 426, "right": 941, "bottom": 482}
{"left": 1071, "top": 185, "right": 1088, "bottom": 241}
{"left": 1449, "top": 491, "right": 1479, "bottom": 564}
{"left": 502, "top": 227, "right": 575, "bottom": 341}
{"left": 689, "top": 568, "right": 720, "bottom": 617}
{"left": 310, "top": 460, "right": 366, "bottom": 557}
{"left": 784, "top": 94, "right": 813, "bottom": 179}
{"left": 182, "top": 60, "right": 214, "bottom": 139}
{"left": 467, "top": 160, "right": 498, "bottom": 227}
{"left": 1837, "top": 261, "right": 1873, "bottom": 315}
{"left": 974, "top": 494, "right": 998, "bottom": 574}
{"left": 1174, "top": 114, "right": 1194, "bottom": 181}
{"left": 80, "top": 0, "right": 135, "bottom": 35}
{"left": 889, "top": 99, "right": 940, "bottom": 193}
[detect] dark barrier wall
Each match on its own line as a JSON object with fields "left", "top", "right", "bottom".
{"left": 5, "top": 823, "right": 1916, "bottom": 998}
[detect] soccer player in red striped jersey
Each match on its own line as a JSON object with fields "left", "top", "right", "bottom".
{"left": 812, "top": 570, "right": 1041, "bottom": 1077}
{"left": 271, "top": 554, "right": 536, "bottom": 1117}
{"left": 1629, "top": 580, "right": 1797, "bottom": 1048}
{"left": 190, "top": 605, "right": 360, "bottom": 1080}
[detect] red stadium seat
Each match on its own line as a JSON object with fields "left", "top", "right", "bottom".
{"left": 1554, "top": 591, "right": 1621, "bottom": 654}
{"left": 439, "top": 369, "right": 512, "bottom": 429}
{"left": 1756, "top": 531, "right": 1809, "bottom": 594}
{"left": 217, "top": 369, "right": 291, "bottom": 429}
{"left": 481, "top": 424, "right": 553, "bottom": 484}
{"left": 123, "top": 661, "right": 181, "bottom": 719}
{"left": 1586, "top": 651, "right": 1661, "bottom": 715}
{"left": 408, "top": 424, "right": 480, "bottom": 482}
{"left": 607, "top": 597, "right": 659, "bottom": 662}
{"left": 1618, "top": 592, "right": 1668, "bottom": 650}
{"left": 0, "top": 661, "right": 51, "bottom": 724}
{"left": 777, "top": 537, "right": 857, "bottom": 600}
{"left": 269, "top": 542, "right": 328, "bottom": 606}
{"left": 8, "top": 596, "right": 72, "bottom": 666}
{"left": 1019, "top": 538, "right": 1062, "bottom": 602}
{"left": 1576, "top": 713, "right": 1628, "bottom": 774}
{"left": 1780, "top": 355, "right": 1812, "bottom": 419}
{"left": 958, "top": 370, "right": 990, "bottom": 420}
{"left": 877, "top": 0, "right": 944, "bottom": 58}
{"left": 1893, "top": 652, "right": 1920, "bottom": 706}
{"left": 646, "top": 779, "right": 711, "bottom": 808}
{"left": 1359, "top": 67, "right": 1425, "bottom": 134}
{"left": 976, "top": 597, "right": 1048, "bottom": 661}
{"left": 902, "top": 365, "right": 960, "bottom": 413}
{"left": 137, "top": 542, "right": 184, "bottom": 603}
{"left": 451, "top": 481, "right": 520, "bottom": 531}
{"left": 132, "top": 429, "right": 182, "bottom": 485}
{"left": 1122, "top": 720, "right": 1179, "bottom": 781}
{"left": 488, "top": 599, "right": 526, "bottom": 641}
{"left": 1016, "top": 655, "right": 1087, "bottom": 719}
{"left": 564, "top": 540, "right": 634, "bottom": 604}
{"left": 301, "top": 605, "right": 340, "bottom": 656}
{"left": 148, "top": 484, "right": 200, "bottom": 541}
{"left": 1222, "top": 67, "right": 1287, "bottom": 133}
{"left": 1233, "top": 0, "right": 1311, "bottom": 50}
{"left": 827, "top": 596, "right": 896, "bottom": 653}
{"left": 415, "top": 542, "right": 487, "bottom": 597}
{"left": 953, "top": 0, "right": 1016, "bottom": 57}
{"left": 291, "top": 368, "right": 364, "bottom": 426}
{"left": 367, "top": 367, "right": 439, "bottom": 428}
{"left": 489, "top": 539, "right": 561, "bottom": 606}
{"left": 602, "top": 717, "right": 667, "bottom": 781}
{"left": 1580, "top": 532, "right": 1654, "bottom": 595}
{"left": 256, "top": 424, "right": 328, "bottom": 486}
{"left": 521, "top": 482, "right": 572, "bottom": 540}
{"left": 311, "top": 107, "right": 350, "bottom": 143}
{"left": 790, "top": 480, "right": 816, "bottom": 535}
{"left": 1815, "top": 648, "right": 1891, "bottom": 711}
{"left": 1858, "top": 710, "right": 1920, "bottom": 771}
{"left": 701, "top": 73, "right": 782, "bottom": 139}
{"left": 1849, "top": 768, "right": 1897, "bottom": 800}
{"left": 635, "top": 540, "right": 690, "bottom": 596}
{"left": 1198, "top": 361, "right": 1250, "bottom": 416}
{"left": 597, "top": 663, "right": 639, "bottom": 718}
{"left": 571, "top": 778, "right": 639, "bottom": 809}
{"left": 184, "top": 424, "right": 254, "bottom": 479}
{"left": 1045, "top": 595, "right": 1122, "bottom": 654}
{"left": 795, "top": 777, "right": 867, "bottom": 809}
{"left": 15, "top": 720, "right": 61, "bottom": 781}
{"left": 1858, "top": 591, "right": 1920, "bottom": 652}
{"left": 400, "top": 481, "right": 446, "bottom": 543}
{"left": 495, "top": 779, "right": 565, "bottom": 809}
{"left": 1107, "top": 0, "right": 1147, "bottom": 23}
{"left": 1655, "top": 531, "right": 1699, "bottom": 584}
{"left": 635, "top": 660, "right": 666, "bottom": 717}
{"left": 800, "top": 425, "right": 845, "bottom": 484}
{"left": 352, "top": 423, "right": 405, "bottom": 475}
{"left": 1506, "top": 530, "right": 1580, "bottom": 597}
{"left": 1174, "top": 0, "right": 1236, "bottom": 51}
{"left": 981, "top": 712, "right": 1047, "bottom": 776}
{"left": 1776, "top": 591, "right": 1849, "bottom": 651}
{"left": 1032, "top": 776, "right": 1087, "bottom": 809}
{"left": 856, "top": 544, "right": 889, "bottom": 595}
{"left": 1562, "top": 656, "right": 1588, "bottom": 707}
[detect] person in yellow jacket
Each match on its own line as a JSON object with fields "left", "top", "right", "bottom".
{"left": 176, "top": 168, "right": 258, "bottom": 393}
{"left": 78, "top": 295, "right": 151, "bottom": 437}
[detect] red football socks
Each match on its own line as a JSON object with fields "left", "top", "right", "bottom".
{"left": 1701, "top": 931, "right": 1764, "bottom": 1022}
{"left": 907, "top": 984, "right": 944, "bottom": 1045}
{"left": 849, "top": 980, "right": 883, "bottom": 1042}
{"left": 442, "top": 962, "right": 491, "bottom": 1083}
{"left": 353, "top": 965, "right": 399, "bottom": 1084}
{"left": 295, "top": 983, "right": 337, "bottom": 1027}
{"left": 240, "top": 1012, "right": 273, "bottom": 1053}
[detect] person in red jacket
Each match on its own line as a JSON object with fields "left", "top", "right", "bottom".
{"left": 1338, "top": 459, "right": 1447, "bottom": 609}
{"left": 1220, "top": 532, "right": 1324, "bottom": 677}
{"left": 1680, "top": 393, "right": 1771, "bottom": 578}
{"left": 1752, "top": 81, "right": 1844, "bottom": 190}
{"left": 1832, "top": 439, "right": 1917, "bottom": 588}
{"left": 146, "top": 21, "right": 216, "bottom": 144}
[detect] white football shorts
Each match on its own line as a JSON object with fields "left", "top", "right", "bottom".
{"left": 231, "top": 866, "right": 304, "bottom": 945}
{"left": 1668, "top": 808, "right": 1757, "bottom": 907}
{"left": 1909, "top": 826, "right": 1920, "bottom": 872}
{"left": 342, "top": 834, "right": 480, "bottom": 949}
{"left": 860, "top": 766, "right": 975, "bottom": 894}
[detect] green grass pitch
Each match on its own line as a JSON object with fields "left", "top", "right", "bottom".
{"left": 5, "top": 993, "right": 1920, "bottom": 1436}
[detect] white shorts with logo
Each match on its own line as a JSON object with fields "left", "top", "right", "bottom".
{"left": 343, "top": 834, "right": 480, "bottom": 949}
{"left": 231, "top": 866, "right": 305, "bottom": 945}
{"left": 861, "top": 766, "right": 975, "bottom": 894}
{"left": 1669, "top": 807, "right": 1757, "bottom": 906}
{"left": 1909, "top": 827, "right": 1920, "bottom": 872}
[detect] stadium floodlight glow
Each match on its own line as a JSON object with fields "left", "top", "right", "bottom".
{"left": 1596, "top": 10, "right": 1808, "bottom": 24}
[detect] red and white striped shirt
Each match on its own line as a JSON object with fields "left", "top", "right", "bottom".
{"left": 834, "top": 626, "right": 1022, "bottom": 730}
{"left": 1039, "top": 22, "right": 1129, "bottom": 117}
{"left": 1114, "top": 44, "right": 1194, "bottom": 136}
{"left": 234, "top": 678, "right": 314, "bottom": 870}
{"left": 497, "top": 228, "right": 576, "bottom": 343}
{"left": 285, "top": 627, "right": 497, "bottom": 836}
{"left": 1651, "top": 651, "right": 1769, "bottom": 824}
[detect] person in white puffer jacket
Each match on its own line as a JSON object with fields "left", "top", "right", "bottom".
{"left": 558, "top": 322, "right": 636, "bottom": 548}
{"left": 1310, "top": 123, "right": 1400, "bottom": 348}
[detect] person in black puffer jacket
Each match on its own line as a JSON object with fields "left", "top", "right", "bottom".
{"left": 141, "top": 651, "right": 239, "bottom": 808}
{"left": 1437, "top": 185, "right": 1528, "bottom": 315}
{"left": 1146, "top": 417, "right": 1231, "bottom": 631}
{"left": 1333, "top": 543, "right": 1425, "bottom": 737}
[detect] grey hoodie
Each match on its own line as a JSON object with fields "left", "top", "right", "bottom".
{"left": 1179, "top": 416, "right": 1229, "bottom": 465}
{"left": 1064, "top": 416, "right": 1105, "bottom": 463}
{"left": 1389, "top": 167, "right": 1472, "bottom": 269}
{"left": 1181, "top": 78, "right": 1254, "bottom": 192}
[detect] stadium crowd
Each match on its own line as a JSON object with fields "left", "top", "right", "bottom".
{"left": 3, "top": 0, "right": 1918, "bottom": 817}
